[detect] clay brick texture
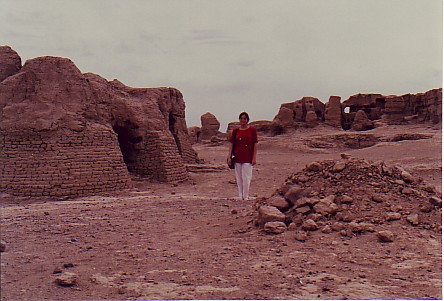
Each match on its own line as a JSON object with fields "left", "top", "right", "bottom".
{"left": 0, "top": 126, "right": 130, "bottom": 198}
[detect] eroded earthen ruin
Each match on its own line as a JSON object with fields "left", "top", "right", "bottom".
{"left": 272, "top": 90, "right": 442, "bottom": 133}
{"left": 0, "top": 46, "right": 198, "bottom": 198}
{"left": 190, "top": 88, "right": 441, "bottom": 141}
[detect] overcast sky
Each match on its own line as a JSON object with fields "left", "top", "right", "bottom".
{"left": 1, "top": 0, "right": 442, "bottom": 129}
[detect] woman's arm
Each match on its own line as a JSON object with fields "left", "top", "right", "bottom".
{"left": 252, "top": 142, "right": 257, "bottom": 165}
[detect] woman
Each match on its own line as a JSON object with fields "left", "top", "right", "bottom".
{"left": 227, "top": 112, "right": 258, "bottom": 200}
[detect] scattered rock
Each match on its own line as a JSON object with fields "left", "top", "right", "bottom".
{"left": 264, "top": 222, "right": 287, "bottom": 234}
{"left": 313, "top": 196, "right": 338, "bottom": 216}
{"left": 295, "top": 231, "right": 308, "bottom": 242}
{"left": 321, "top": 225, "right": 332, "bottom": 233}
{"left": 338, "top": 195, "right": 353, "bottom": 204}
{"left": 406, "top": 214, "right": 419, "bottom": 226}
{"left": 63, "top": 263, "right": 75, "bottom": 268}
{"left": 284, "top": 186, "right": 310, "bottom": 205}
{"left": 288, "top": 222, "right": 297, "bottom": 231}
{"left": 332, "top": 162, "right": 346, "bottom": 172}
{"left": 371, "top": 194, "right": 387, "bottom": 203}
{"left": 401, "top": 171, "right": 415, "bottom": 183}
{"left": 295, "top": 205, "right": 311, "bottom": 215}
{"left": 340, "top": 153, "right": 351, "bottom": 159}
{"left": 54, "top": 272, "right": 78, "bottom": 287}
{"left": 430, "top": 196, "right": 442, "bottom": 208}
{"left": 376, "top": 231, "right": 395, "bottom": 242}
{"left": 0, "top": 241, "right": 6, "bottom": 252}
{"left": 266, "top": 195, "right": 290, "bottom": 211}
{"left": 331, "top": 222, "right": 346, "bottom": 232}
{"left": 386, "top": 212, "right": 402, "bottom": 221}
{"left": 257, "top": 206, "right": 286, "bottom": 227}
{"left": 305, "top": 162, "right": 323, "bottom": 172}
{"left": 301, "top": 219, "right": 318, "bottom": 231}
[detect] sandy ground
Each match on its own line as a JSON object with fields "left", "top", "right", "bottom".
{"left": 0, "top": 123, "right": 442, "bottom": 300}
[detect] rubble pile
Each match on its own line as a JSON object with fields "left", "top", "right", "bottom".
{"left": 256, "top": 156, "right": 442, "bottom": 239}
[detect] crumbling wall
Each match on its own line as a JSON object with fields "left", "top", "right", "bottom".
{"left": 271, "top": 89, "right": 441, "bottom": 133}
{"left": 0, "top": 125, "right": 130, "bottom": 198}
{"left": 0, "top": 46, "right": 196, "bottom": 199}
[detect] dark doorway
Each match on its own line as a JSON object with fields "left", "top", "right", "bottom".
{"left": 169, "top": 112, "right": 182, "bottom": 155}
{"left": 112, "top": 121, "right": 141, "bottom": 172}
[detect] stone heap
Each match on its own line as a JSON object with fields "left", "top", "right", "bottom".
{"left": 0, "top": 46, "right": 198, "bottom": 199}
{"left": 256, "top": 157, "right": 442, "bottom": 240}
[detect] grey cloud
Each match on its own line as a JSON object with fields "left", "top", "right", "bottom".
{"left": 186, "top": 29, "right": 244, "bottom": 45}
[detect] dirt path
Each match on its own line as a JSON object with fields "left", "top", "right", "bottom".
{"left": 1, "top": 124, "right": 441, "bottom": 300}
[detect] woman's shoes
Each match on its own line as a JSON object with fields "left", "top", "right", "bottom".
{"left": 232, "top": 196, "right": 256, "bottom": 201}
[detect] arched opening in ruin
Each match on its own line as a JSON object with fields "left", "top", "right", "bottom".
{"left": 112, "top": 122, "right": 142, "bottom": 173}
{"left": 342, "top": 107, "right": 353, "bottom": 130}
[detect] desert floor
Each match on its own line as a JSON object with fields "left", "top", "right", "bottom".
{"left": 1, "top": 123, "right": 442, "bottom": 300}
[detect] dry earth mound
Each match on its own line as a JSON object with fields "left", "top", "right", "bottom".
{"left": 257, "top": 157, "right": 442, "bottom": 240}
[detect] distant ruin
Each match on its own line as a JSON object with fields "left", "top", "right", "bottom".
{"left": 188, "top": 88, "right": 441, "bottom": 143}
{"left": 272, "top": 89, "right": 442, "bottom": 133}
{"left": 0, "top": 46, "right": 198, "bottom": 198}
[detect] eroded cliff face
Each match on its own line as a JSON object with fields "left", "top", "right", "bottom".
{"left": 0, "top": 47, "right": 198, "bottom": 198}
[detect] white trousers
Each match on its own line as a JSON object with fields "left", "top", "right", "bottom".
{"left": 234, "top": 163, "right": 253, "bottom": 199}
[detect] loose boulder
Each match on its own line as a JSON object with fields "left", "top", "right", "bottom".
{"left": 257, "top": 205, "right": 286, "bottom": 227}
{"left": 264, "top": 222, "right": 287, "bottom": 234}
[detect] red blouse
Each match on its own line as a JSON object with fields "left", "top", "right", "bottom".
{"left": 230, "top": 126, "right": 258, "bottom": 163}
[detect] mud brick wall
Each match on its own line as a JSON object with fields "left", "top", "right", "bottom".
{"left": 0, "top": 125, "right": 131, "bottom": 198}
{"left": 128, "top": 130, "right": 189, "bottom": 183}
{"left": 174, "top": 131, "right": 199, "bottom": 164}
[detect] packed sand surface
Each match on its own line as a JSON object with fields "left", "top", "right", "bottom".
{"left": 1, "top": 124, "right": 442, "bottom": 300}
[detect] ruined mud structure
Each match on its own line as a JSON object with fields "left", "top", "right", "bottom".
{"left": 0, "top": 46, "right": 198, "bottom": 198}
{"left": 188, "top": 88, "right": 441, "bottom": 143}
{"left": 272, "top": 90, "right": 442, "bottom": 133}
{"left": 257, "top": 157, "right": 442, "bottom": 238}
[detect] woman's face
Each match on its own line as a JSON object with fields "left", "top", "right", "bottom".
{"left": 239, "top": 115, "right": 248, "bottom": 126}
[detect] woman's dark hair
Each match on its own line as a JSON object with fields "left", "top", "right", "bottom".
{"left": 239, "top": 112, "right": 250, "bottom": 121}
